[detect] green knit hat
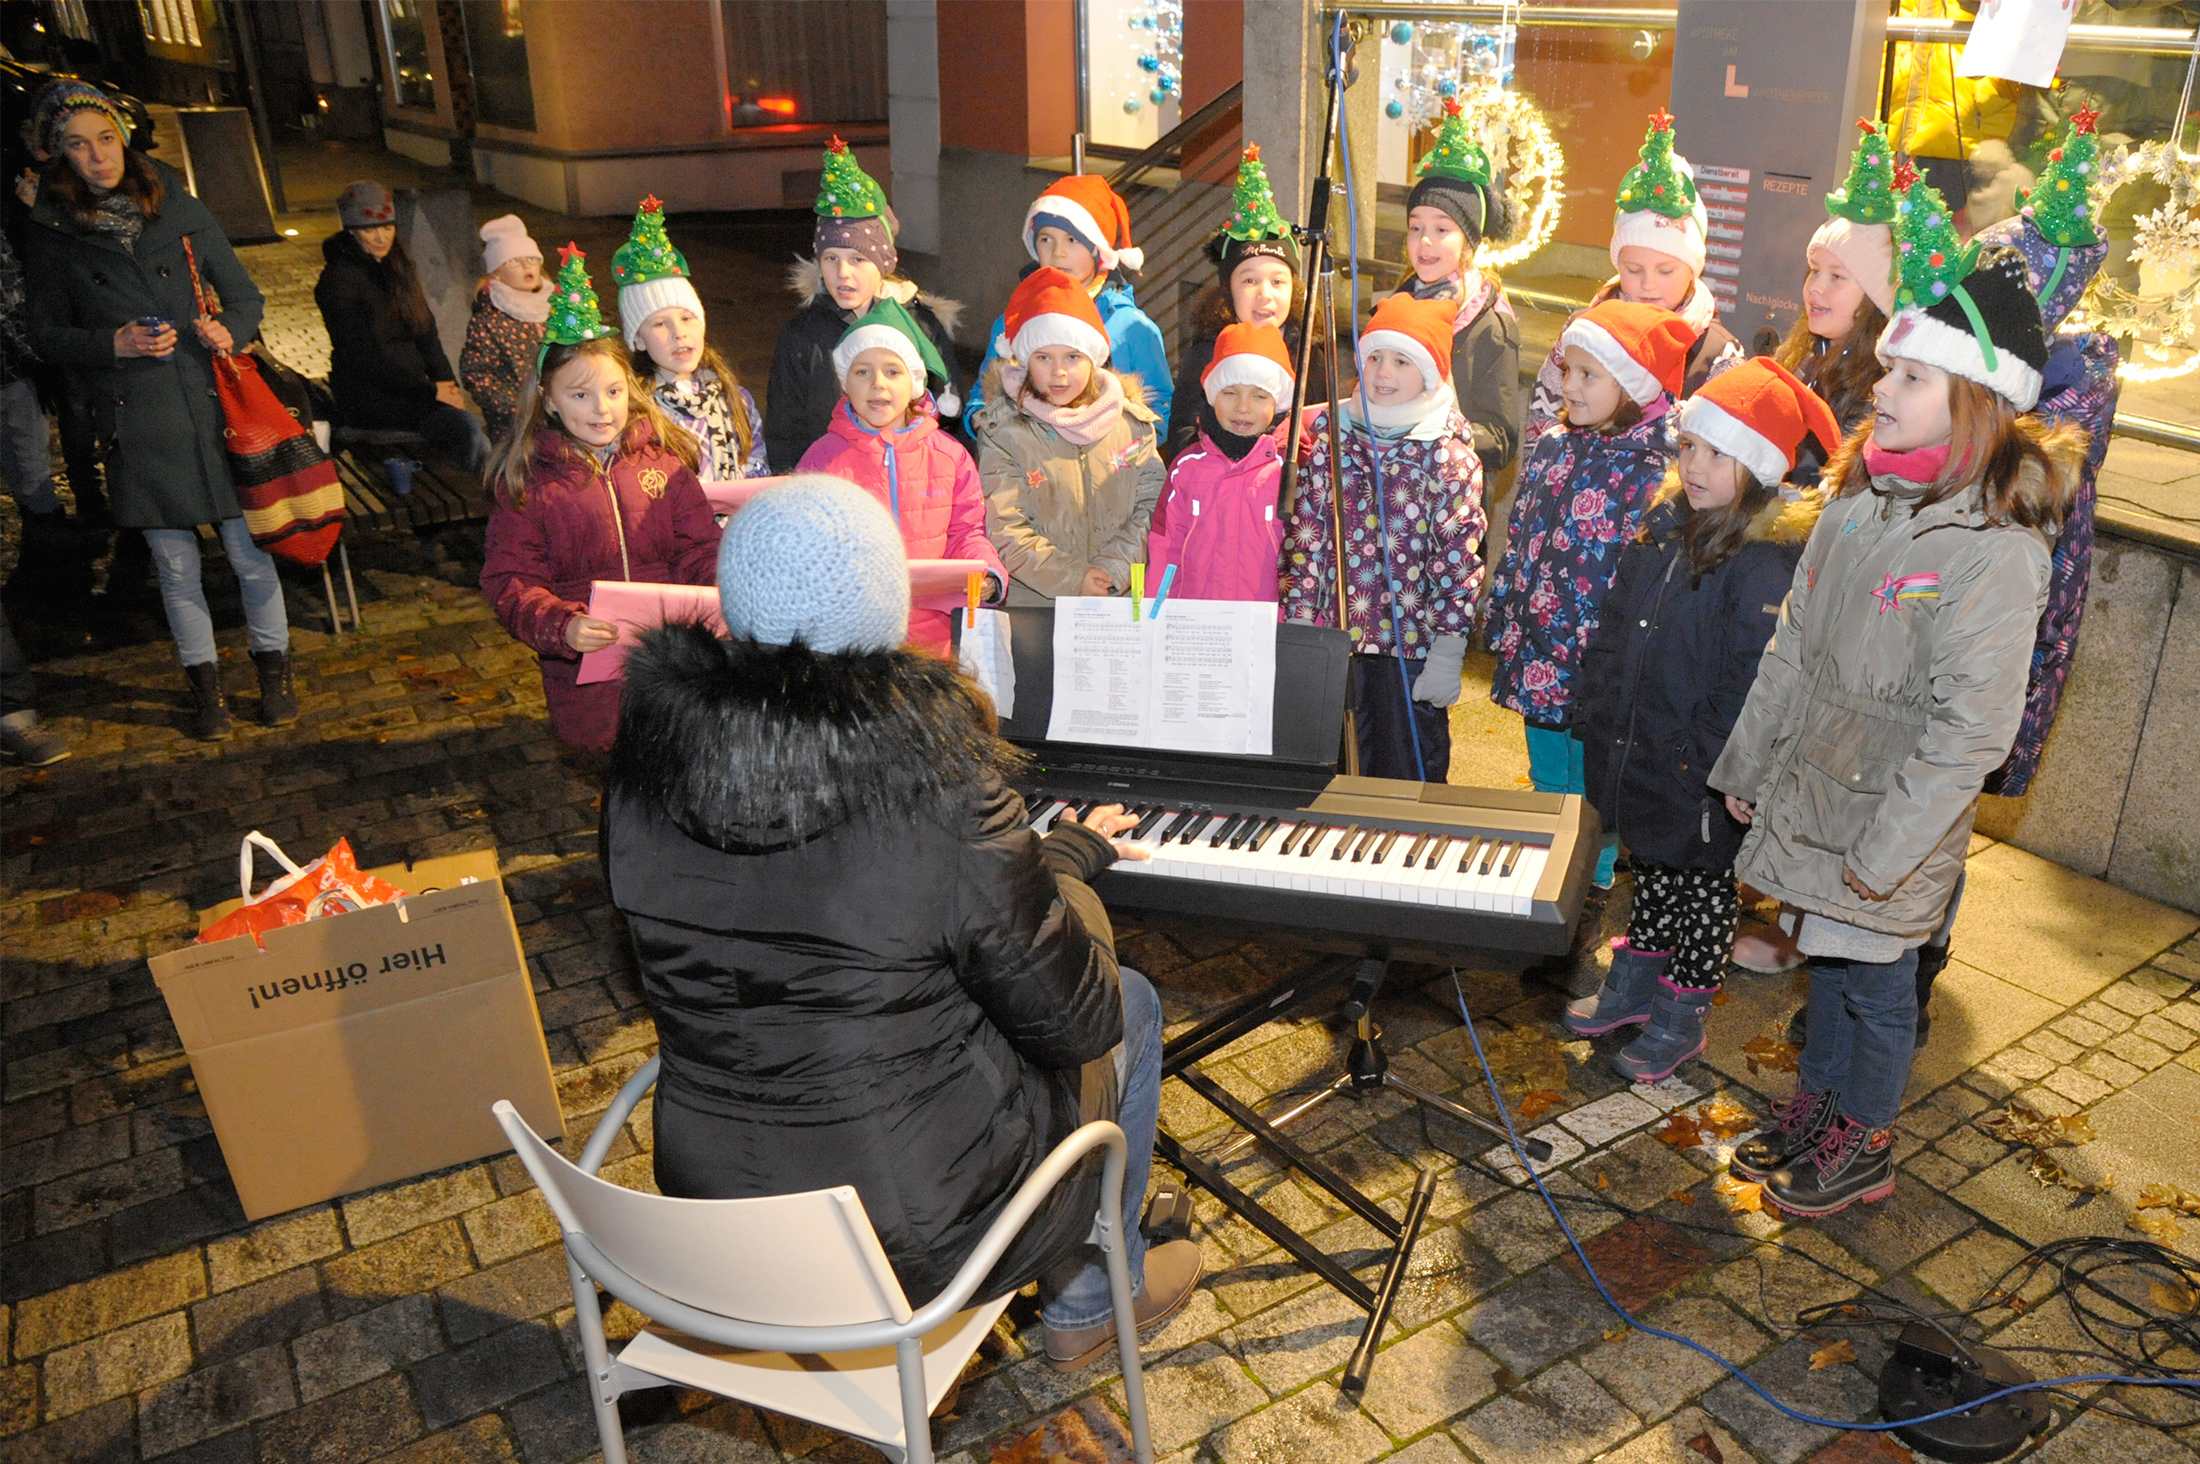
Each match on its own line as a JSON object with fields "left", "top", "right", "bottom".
{"left": 816, "top": 135, "right": 890, "bottom": 220}
{"left": 540, "top": 243, "right": 615, "bottom": 369}
{"left": 1415, "top": 99, "right": 1493, "bottom": 188}
{"left": 1826, "top": 118, "right": 1898, "bottom": 226}
{"left": 1615, "top": 108, "right": 1698, "bottom": 220}
{"left": 611, "top": 194, "right": 689, "bottom": 286}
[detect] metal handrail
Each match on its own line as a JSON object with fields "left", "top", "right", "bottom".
{"left": 1107, "top": 81, "right": 1245, "bottom": 191}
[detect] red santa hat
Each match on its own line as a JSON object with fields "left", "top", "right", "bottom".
{"left": 1023, "top": 175, "right": 1145, "bottom": 274}
{"left": 997, "top": 266, "right": 1113, "bottom": 365}
{"left": 1202, "top": 322, "right": 1295, "bottom": 404}
{"left": 1357, "top": 294, "right": 1458, "bottom": 387}
{"left": 1676, "top": 357, "right": 1841, "bottom": 487}
{"left": 1558, "top": 300, "right": 1693, "bottom": 406}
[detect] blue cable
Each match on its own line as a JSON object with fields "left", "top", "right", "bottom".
{"left": 1443, "top": 969, "right": 2198, "bottom": 1431}
{"left": 1332, "top": 12, "right": 1426, "bottom": 784}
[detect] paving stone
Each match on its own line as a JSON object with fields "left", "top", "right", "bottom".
{"left": 189, "top": 1266, "right": 328, "bottom": 1365}
{"left": 291, "top": 1295, "right": 442, "bottom": 1403}
{"left": 459, "top": 1190, "right": 561, "bottom": 1268}
{"left": 0, "top": 1362, "right": 34, "bottom": 1436}
{"left": 2019, "top": 1030, "right": 2081, "bottom": 1064}
{"left": 2098, "top": 980, "right": 2170, "bottom": 1017}
{"left": 13, "top": 1251, "right": 207, "bottom": 1356}
{"left": 1902, "top": 1148, "right": 1970, "bottom": 1191}
{"left": 410, "top": 1321, "right": 568, "bottom": 1431}
{"left": 503, "top": 1376, "right": 602, "bottom": 1464}
{"left": 376, "top": 1414, "right": 520, "bottom": 1464}
{"left": 1382, "top": 1223, "right": 1508, "bottom": 1333}
{"left": 41, "top": 1311, "right": 192, "bottom": 1418}
{"left": 2024, "top": 1408, "right": 2200, "bottom": 1463}
{"left": 2040, "top": 1065, "right": 2114, "bottom": 1105}
{"left": 204, "top": 1207, "right": 344, "bottom": 1293}
{"left": 1700, "top": 1335, "right": 1876, "bottom": 1464}
{"left": 1356, "top": 1321, "right": 1500, "bottom": 1439}
{"left": 1211, "top": 1382, "right": 1392, "bottom": 1464}
{"left": 30, "top": 1148, "right": 185, "bottom": 1233}
{"left": 1982, "top": 1046, "right": 2056, "bottom": 1082}
{"left": 1105, "top": 1342, "right": 1268, "bottom": 1455}
{"left": 2049, "top": 1013, "right": 2115, "bottom": 1048}
{"left": 1712, "top": 1230, "right": 1878, "bottom": 1332}
{"left": 1575, "top": 1135, "right": 1706, "bottom": 1215}
{"left": 1579, "top": 1297, "right": 1770, "bottom": 1423}
{"left": 2072, "top": 999, "right": 2136, "bottom": 1034}
{"left": 2104, "top": 1030, "right": 2177, "bottom": 1071}
{"left": 110, "top": 1183, "right": 250, "bottom": 1267}
{"left": 322, "top": 1219, "right": 474, "bottom": 1319}
{"left": 1811, "top": 1175, "right": 1973, "bottom": 1273}
{"left": 136, "top": 1345, "right": 295, "bottom": 1457}
{"left": 437, "top": 1248, "right": 572, "bottom": 1346}
{"left": 1463, "top": 1265, "right": 1609, "bottom": 1375}
{"left": 342, "top": 1164, "right": 499, "bottom": 1249}
{"left": 2134, "top": 1011, "right": 2198, "bottom": 1053}
{"left": 1587, "top": 1406, "right": 1749, "bottom": 1464}
{"left": 1451, "top": 1359, "right": 1638, "bottom": 1464}
{"left": 1224, "top": 1278, "right": 1374, "bottom": 1394}
{"left": 1554, "top": 1091, "right": 1663, "bottom": 1149}
{"left": 1384, "top": 1432, "right": 1469, "bottom": 1464}
{"left": 251, "top": 1372, "right": 424, "bottom": 1464}
{"left": 1893, "top": 1085, "right": 1987, "bottom": 1143}
{"left": 0, "top": 1396, "right": 134, "bottom": 1464}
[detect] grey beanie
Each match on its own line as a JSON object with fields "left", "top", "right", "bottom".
{"left": 718, "top": 476, "right": 910, "bottom": 655}
{"left": 338, "top": 180, "right": 396, "bottom": 230}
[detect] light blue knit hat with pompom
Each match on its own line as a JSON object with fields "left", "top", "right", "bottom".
{"left": 718, "top": 475, "right": 909, "bottom": 654}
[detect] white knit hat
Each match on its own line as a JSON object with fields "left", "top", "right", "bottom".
{"left": 480, "top": 214, "right": 542, "bottom": 275}
{"left": 619, "top": 276, "right": 706, "bottom": 350}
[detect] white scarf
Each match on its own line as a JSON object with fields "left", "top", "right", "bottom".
{"left": 1342, "top": 383, "right": 1455, "bottom": 439}
{"left": 489, "top": 277, "right": 554, "bottom": 324}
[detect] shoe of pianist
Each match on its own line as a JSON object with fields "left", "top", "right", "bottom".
{"left": 1561, "top": 939, "right": 1671, "bottom": 1036}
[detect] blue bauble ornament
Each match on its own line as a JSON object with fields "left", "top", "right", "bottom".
{"left": 1390, "top": 21, "right": 1414, "bottom": 43}
{"left": 1438, "top": 77, "right": 1458, "bottom": 98}
{"left": 1386, "top": 100, "right": 1404, "bottom": 119}
{"left": 1138, "top": 53, "right": 1158, "bottom": 72}
{"left": 1158, "top": 74, "right": 1176, "bottom": 93}
{"left": 1122, "top": 97, "right": 1141, "bottom": 115}
{"left": 1150, "top": 87, "right": 1166, "bottom": 105}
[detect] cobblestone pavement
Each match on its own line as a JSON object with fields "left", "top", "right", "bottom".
{"left": 3, "top": 563, "right": 2197, "bottom": 1464}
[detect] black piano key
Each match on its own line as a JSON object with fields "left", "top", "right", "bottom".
{"left": 1280, "top": 823, "right": 1313, "bottom": 856}
{"left": 1480, "top": 839, "right": 1510, "bottom": 877}
{"left": 1456, "top": 836, "right": 1484, "bottom": 874}
{"left": 1402, "top": 832, "right": 1428, "bottom": 867}
{"left": 1332, "top": 824, "right": 1362, "bottom": 861}
{"left": 1246, "top": 817, "right": 1281, "bottom": 851}
{"left": 1208, "top": 815, "right": 1244, "bottom": 848}
{"left": 1227, "top": 817, "right": 1259, "bottom": 850}
{"left": 1500, "top": 842, "right": 1525, "bottom": 878}
{"left": 1424, "top": 835, "right": 1452, "bottom": 869}
{"left": 1300, "top": 824, "right": 1332, "bottom": 857}
{"left": 1158, "top": 810, "right": 1194, "bottom": 842}
{"left": 1031, "top": 799, "right": 1065, "bottom": 827}
{"left": 1178, "top": 813, "right": 1212, "bottom": 845}
{"left": 1131, "top": 807, "right": 1169, "bottom": 839}
{"left": 1371, "top": 830, "right": 1399, "bottom": 865}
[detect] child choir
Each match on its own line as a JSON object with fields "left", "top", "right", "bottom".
{"left": 472, "top": 106, "right": 2106, "bottom": 1224}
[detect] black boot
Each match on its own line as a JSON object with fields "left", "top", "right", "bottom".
{"left": 184, "top": 661, "right": 232, "bottom": 741}
{"left": 1765, "top": 1115, "right": 1896, "bottom": 1217}
{"left": 1788, "top": 943, "right": 1948, "bottom": 1051}
{"left": 251, "top": 649, "right": 299, "bottom": 726}
{"left": 1730, "top": 1087, "right": 1839, "bottom": 1183}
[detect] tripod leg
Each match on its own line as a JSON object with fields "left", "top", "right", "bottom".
{"left": 1209, "top": 1076, "right": 1350, "bottom": 1163}
{"left": 1384, "top": 1074, "right": 1554, "bottom": 1162}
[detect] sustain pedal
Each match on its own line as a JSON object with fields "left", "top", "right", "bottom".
{"left": 1142, "top": 1182, "right": 1194, "bottom": 1242}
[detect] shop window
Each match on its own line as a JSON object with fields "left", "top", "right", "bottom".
{"left": 54, "top": 0, "right": 94, "bottom": 43}
{"left": 718, "top": 0, "right": 886, "bottom": 129}
{"left": 461, "top": 0, "right": 535, "bottom": 131}
{"left": 137, "top": 0, "right": 226, "bottom": 62}
{"left": 380, "top": 0, "right": 435, "bottom": 113}
{"left": 1084, "top": 0, "right": 1184, "bottom": 150}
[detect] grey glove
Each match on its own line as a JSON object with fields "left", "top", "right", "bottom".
{"left": 1411, "top": 634, "right": 1468, "bottom": 708}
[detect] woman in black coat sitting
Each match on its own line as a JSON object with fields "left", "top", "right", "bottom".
{"left": 313, "top": 181, "right": 486, "bottom": 470}
{"left": 604, "top": 475, "right": 1201, "bottom": 1371}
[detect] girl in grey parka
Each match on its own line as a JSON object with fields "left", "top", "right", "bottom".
{"left": 1710, "top": 231, "right": 2082, "bottom": 1222}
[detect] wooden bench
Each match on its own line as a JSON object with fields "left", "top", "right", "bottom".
{"left": 329, "top": 428, "right": 493, "bottom": 534}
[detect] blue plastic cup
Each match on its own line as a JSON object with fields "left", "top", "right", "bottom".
{"left": 384, "top": 457, "right": 416, "bottom": 495}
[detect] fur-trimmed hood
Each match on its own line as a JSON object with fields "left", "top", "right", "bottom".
{"left": 1819, "top": 416, "right": 2088, "bottom": 531}
{"left": 785, "top": 256, "right": 965, "bottom": 341}
{"left": 610, "top": 622, "right": 1022, "bottom": 852}
{"left": 1644, "top": 468, "right": 1823, "bottom": 546}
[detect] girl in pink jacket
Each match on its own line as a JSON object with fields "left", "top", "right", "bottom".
{"left": 480, "top": 256, "right": 720, "bottom": 753}
{"left": 1145, "top": 324, "right": 1293, "bottom": 604}
{"left": 797, "top": 298, "right": 1005, "bottom": 655}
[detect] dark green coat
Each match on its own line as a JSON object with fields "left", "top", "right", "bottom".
{"left": 22, "top": 159, "right": 265, "bottom": 530}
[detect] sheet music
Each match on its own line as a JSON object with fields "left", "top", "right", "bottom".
{"left": 956, "top": 608, "right": 1016, "bottom": 718}
{"left": 576, "top": 582, "right": 725, "bottom": 685}
{"left": 1045, "top": 598, "right": 1276, "bottom": 756}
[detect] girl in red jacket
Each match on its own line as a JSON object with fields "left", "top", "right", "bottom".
{"left": 480, "top": 247, "right": 721, "bottom": 754}
{"left": 1146, "top": 323, "right": 1293, "bottom": 605}
{"left": 796, "top": 298, "right": 1006, "bottom": 655}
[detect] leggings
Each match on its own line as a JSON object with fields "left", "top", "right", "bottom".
{"left": 1626, "top": 861, "right": 1737, "bottom": 992}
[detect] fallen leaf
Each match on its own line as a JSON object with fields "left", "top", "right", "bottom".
{"left": 1684, "top": 1433, "right": 1727, "bottom": 1464}
{"left": 1712, "top": 1173, "right": 1765, "bottom": 1213}
{"left": 1711, "top": 989, "right": 1732, "bottom": 1006}
{"left": 1809, "top": 1338, "right": 1857, "bottom": 1370}
{"left": 2149, "top": 1279, "right": 2198, "bottom": 1316}
{"left": 1982, "top": 1100, "right": 2095, "bottom": 1150}
{"left": 1698, "top": 1098, "right": 1759, "bottom": 1139}
{"left": 1668, "top": 1188, "right": 1698, "bottom": 1206}
{"left": 1559, "top": 1040, "right": 1593, "bottom": 1063}
{"left": 1479, "top": 1025, "right": 1569, "bottom": 1099}
{"left": 2133, "top": 1211, "right": 2185, "bottom": 1243}
{"left": 1516, "top": 1089, "right": 1562, "bottom": 1121}
{"left": 1742, "top": 1035, "right": 1801, "bottom": 1076}
{"left": 2026, "top": 1150, "right": 2113, "bottom": 1195}
{"left": 1602, "top": 1322, "right": 1631, "bottom": 1341}
{"left": 1657, "top": 1112, "right": 1705, "bottom": 1150}
{"left": 1595, "top": 1170, "right": 1612, "bottom": 1190}
{"left": 2138, "top": 1182, "right": 2200, "bottom": 1216}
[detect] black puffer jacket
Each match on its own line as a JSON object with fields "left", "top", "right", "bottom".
{"left": 763, "top": 260, "right": 964, "bottom": 472}
{"left": 603, "top": 623, "right": 1124, "bottom": 1305}
{"left": 313, "top": 229, "right": 453, "bottom": 431}
{"left": 1163, "top": 282, "right": 1330, "bottom": 463}
{"left": 1576, "top": 482, "right": 1819, "bottom": 871}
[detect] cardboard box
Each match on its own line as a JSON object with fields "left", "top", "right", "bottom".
{"left": 150, "top": 849, "right": 566, "bottom": 1220}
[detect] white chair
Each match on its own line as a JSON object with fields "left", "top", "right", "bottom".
{"left": 493, "top": 1056, "right": 1155, "bottom": 1464}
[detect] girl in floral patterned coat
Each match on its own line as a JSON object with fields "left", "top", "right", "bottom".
{"left": 1283, "top": 295, "right": 1485, "bottom": 782}
{"left": 1483, "top": 301, "right": 1688, "bottom": 884}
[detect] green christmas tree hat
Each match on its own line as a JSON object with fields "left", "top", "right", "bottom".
{"left": 1223, "top": 144, "right": 1291, "bottom": 241}
{"left": 1882, "top": 157, "right": 2051, "bottom": 410}
{"left": 612, "top": 194, "right": 689, "bottom": 287}
{"left": 1416, "top": 98, "right": 1494, "bottom": 188}
{"left": 1890, "top": 160, "right": 1980, "bottom": 311}
{"left": 2017, "top": 104, "right": 2103, "bottom": 251}
{"left": 1616, "top": 108, "right": 1698, "bottom": 220}
{"left": 1826, "top": 118, "right": 1898, "bottom": 225}
{"left": 540, "top": 242, "right": 615, "bottom": 368}
{"left": 816, "top": 135, "right": 890, "bottom": 220}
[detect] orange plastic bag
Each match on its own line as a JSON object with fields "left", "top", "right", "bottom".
{"left": 198, "top": 833, "right": 404, "bottom": 946}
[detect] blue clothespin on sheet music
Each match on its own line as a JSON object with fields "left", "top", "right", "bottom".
{"left": 1147, "top": 563, "right": 1177, "bottom": 620}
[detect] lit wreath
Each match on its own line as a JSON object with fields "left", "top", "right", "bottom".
{"left": 2066, "top": 139, "right": 2200, "bottom": 383}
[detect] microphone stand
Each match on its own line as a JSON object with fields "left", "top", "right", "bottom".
{"left": 1279, "top": 16, "right": 1363, "bottom": 775}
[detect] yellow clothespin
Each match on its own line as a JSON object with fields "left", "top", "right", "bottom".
{"left": 1131, "top": 563, "right": 1145, "bottom": 621}
{"left": 966, "top": 571, "right": 982, "bottom": 631}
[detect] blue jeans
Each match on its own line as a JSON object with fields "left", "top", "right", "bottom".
{"left": 1525, "top": 722, "right": 1619, "bottom": 882}
{"left": 2, "top": 379, "right": 61, "bottom": 516}
{"left": 418, "top": 401, "right": 489, "bottom": 473}
{"left": 1799, "top": 948, "right": 1920, "bottom": 1130}
{"left": 1040, "top": 966, "right": 1160, "bottom": 1332}
{"left": 144, "top": 518, "right": 289, "bottom": 666}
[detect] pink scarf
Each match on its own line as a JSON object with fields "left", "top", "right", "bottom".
{"left": 1002, "top": 364, "right": 1127, "bottom": 446}
{"left": 1863, "top": 441, "right": 1952, "bottom": 482}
